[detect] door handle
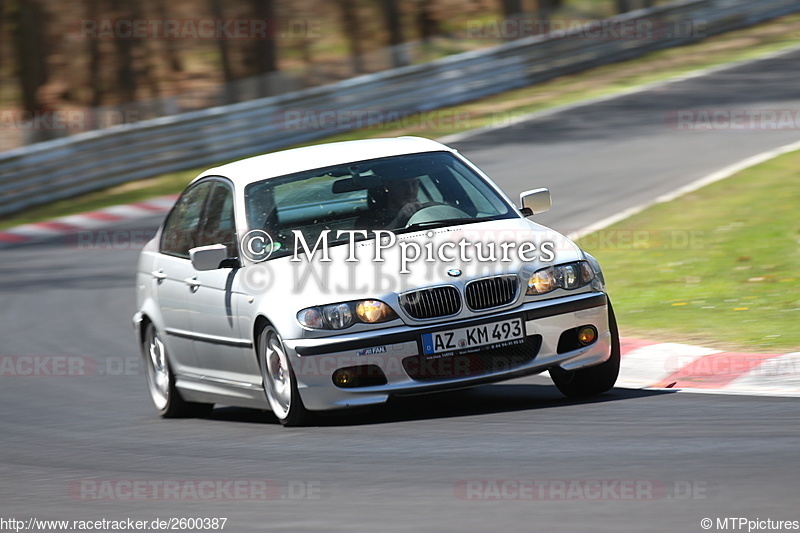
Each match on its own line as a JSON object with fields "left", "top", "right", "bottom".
{"left": 184, "top": 276, "right": 201, "bottom": 290}
{"left": 151, "top": 269, "right": 167, "bottom": 282}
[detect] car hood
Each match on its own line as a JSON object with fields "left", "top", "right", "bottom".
{"left": 245, "top": 217, "right": 584, "bottom": 305}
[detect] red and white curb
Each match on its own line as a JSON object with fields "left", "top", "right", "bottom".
{"left": 618, "top": 338, "right": 800, "bottom": 397}
{"left": 0, "top": 195, "right": 178, "bottom": 247}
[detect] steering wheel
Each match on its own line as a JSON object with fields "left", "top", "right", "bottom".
{"left": 405, "top": 202, "right": 471, "bottom": 227}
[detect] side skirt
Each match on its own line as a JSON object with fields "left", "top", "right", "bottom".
{"left": 176, "top": 374, "right": 269, "bottom": 410}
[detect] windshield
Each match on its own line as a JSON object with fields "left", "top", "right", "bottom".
{"left": 244, "top": 151, "right": 517, "bottom": 259}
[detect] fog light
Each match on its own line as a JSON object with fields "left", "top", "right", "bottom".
{"left": 577, "top": 326, "right": 597, "bottom": 346}
{"left": 333, "top": 368, "right": 356, "bottom": 387}
{"left": 332, "top": 365, "right": 388, "bottom": 388}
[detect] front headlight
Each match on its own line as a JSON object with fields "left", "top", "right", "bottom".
{"left": 526, "top": 261, "right": 595, "bottom": 295}
{"left": 355, "top": 300, "right": 395, "bottom": 323}
{"left": 298, "top": 300, "right": 397, "bottom": 330}
{"left": 322, "top": 303, "right": 353, "bottom": 329}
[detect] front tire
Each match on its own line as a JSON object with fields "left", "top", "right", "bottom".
{"left": 142, "top": 323, "right": 213, "bottom": 418}
{"left": 551, "top": 301, "right": 621, "bottom": 398}
{"left": 258, "top": 324, "right": 313, "bottom": 426}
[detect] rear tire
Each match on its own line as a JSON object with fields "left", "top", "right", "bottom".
{"left": 258, "top": 324, "right": 313, "bottom": 427}
{"left": 142, "top": 323, "right": 213, "bottom": 418}
{"left": 551, "top": 301, "right": 620, "bottom": 398}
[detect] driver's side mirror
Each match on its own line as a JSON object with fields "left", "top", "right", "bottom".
{"left": 190, "top": 244, "right": 237, "bottom": 271}
{"left": 519, "top": 188, "right": 551, "bottom": 217}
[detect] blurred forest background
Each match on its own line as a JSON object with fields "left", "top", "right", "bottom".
{"left": 0, "top": 0, "right": 662, "bottom": 149}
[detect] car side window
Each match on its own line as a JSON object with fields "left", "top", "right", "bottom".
{"left": 160, "top": 181, "right": 212, "bottom": 258}
{"left": 197, "top": 181, "right": 237, "bottom": 255}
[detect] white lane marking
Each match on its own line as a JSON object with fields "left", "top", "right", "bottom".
{"left": 617, "top": 343, "right": 720, "bottom": 387}
{"left": 569, "top": 137, "right": 800, "bottom": 240}
{"left": 439, "top": 42, "right": 800, "bottom": 145}
{"left": 626, "top": 386, "right": 800, "bottom": 398}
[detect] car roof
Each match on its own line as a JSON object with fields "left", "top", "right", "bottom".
{"left": 195, "top": 136, "right": 454, "bottom": 185}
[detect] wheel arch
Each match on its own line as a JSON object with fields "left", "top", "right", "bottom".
{"left": 137, "top": 313, "right": 153, "bottom": 345}
{"left": 252, "top": 315, "right": 275, "bottom": 372}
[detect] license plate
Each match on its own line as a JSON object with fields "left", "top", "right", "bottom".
{"left": 421, "top": 318, "right": 524, "bottom": 356}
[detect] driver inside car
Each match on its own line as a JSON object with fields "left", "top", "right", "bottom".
{"left": 356, "top": 176, "right": 422, "bottom": 229}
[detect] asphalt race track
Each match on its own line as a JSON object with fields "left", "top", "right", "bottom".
{"left": 1, "top": 48, "right": 799, "bottom": 532}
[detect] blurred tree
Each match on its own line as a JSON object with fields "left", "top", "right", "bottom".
{"left": 109, "top": 0, "right": 138, "bottom": 103}
{"left": 381, "top": 0, "right": 407, "bottom": 67}
{"left": 0, "top": 0, "right": 5, "bottom": 75}
{"left": 12, "top": 0, "right": 50, "bottom": 114}
{"left": 500, "top": 0, "right": 523, "bottom": 18}
{"left": 338, "top": 0, "right": 365, "bottom": 74}
{"left": 155, "top": 0, "right": 184, "bottom": 74}
{"left": 248, "top": 0, "right": 277, "bottom": 97}
{"left": 417, "top": 0, "right": 440, "bottom": 43}
{"left": 209, "top": 0, "right": 237, "bottom": 103}
{"left": 134, "top": 1, "right": 162, "bottom": 100}
{"left": 536, "top": 0, "right": 563, "bottom": 31}
{"left": 616, "top": 0, "right": 631, "bottom": 13}
{"left": 283, "top": 0, "right": 319, "bottom": 77}
{"left": 86, "top": 0, "right": 105, "bottom": 107}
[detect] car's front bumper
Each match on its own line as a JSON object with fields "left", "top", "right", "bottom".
{"left": 284, "top": 292, "right": 612, "bottom": 411}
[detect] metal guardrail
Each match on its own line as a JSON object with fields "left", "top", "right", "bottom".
{"left": 1, "top": 0, "right": 798, "bottom": 216}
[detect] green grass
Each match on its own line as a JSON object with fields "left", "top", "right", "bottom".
{"left": 579, "top": 150, "right": 800, "bottom": 352}
{"left": 2, "top": 13, "right": 799, "bottom": 231}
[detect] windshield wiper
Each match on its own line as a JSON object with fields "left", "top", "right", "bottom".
{"left": 395, "top": 216, "right": 496, "bottom": 234}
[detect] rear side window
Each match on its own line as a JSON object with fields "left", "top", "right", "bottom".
{"left": 160, "top": 181, "right": 212, "bottom": 258}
